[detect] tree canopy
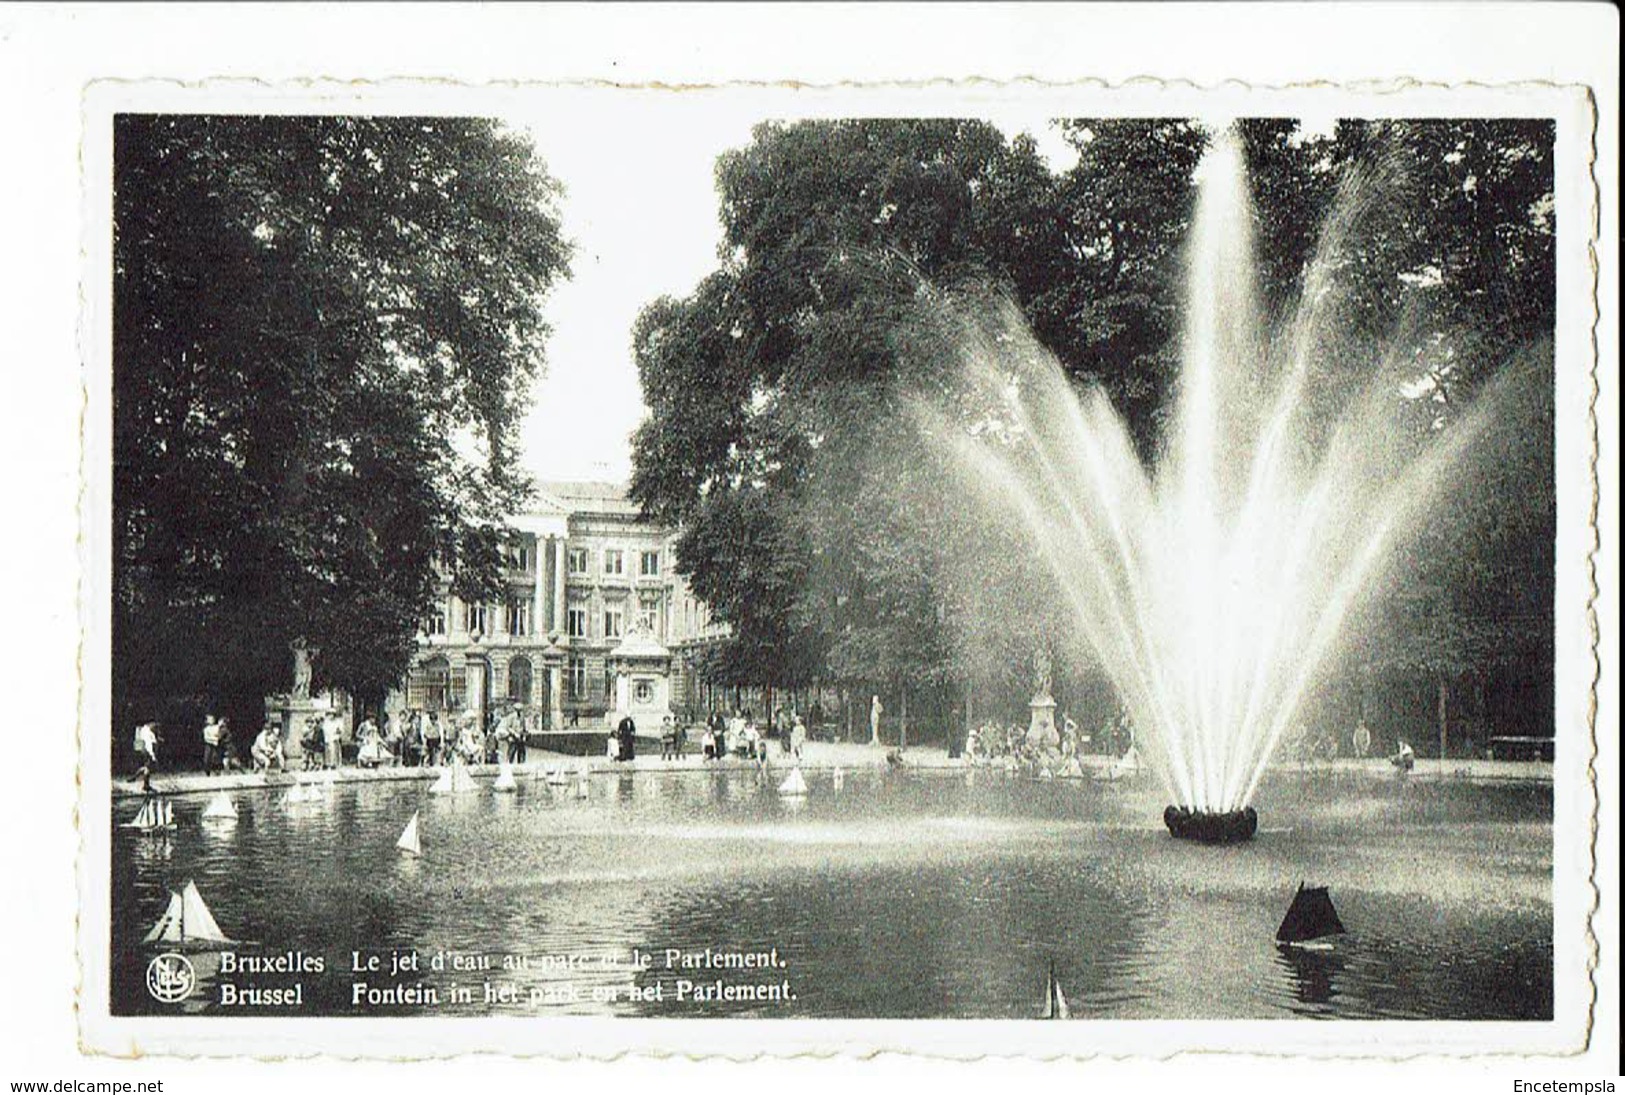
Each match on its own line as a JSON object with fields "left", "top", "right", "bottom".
{"left": 114, "top": 114, "right": 571, "bottom": 733}
{"left": 631, "top": 115, "right": 1556, "bottom": 733}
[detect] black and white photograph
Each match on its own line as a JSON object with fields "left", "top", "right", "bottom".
{"left": 0, "top": 4, "right": 1610, "bottom": 1081}
{"left": 86, "top": 84, "right": 1593, "bottom": 1048}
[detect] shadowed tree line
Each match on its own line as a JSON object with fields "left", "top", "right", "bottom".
{"left": 114, "top": 114, "right": 571, "bottom": 757}
{"left": 631, "top": 117, "right": 1556, "bottom": 753}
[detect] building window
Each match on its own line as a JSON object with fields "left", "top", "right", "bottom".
{"left": 411, "top": 656, "right": 451, "bottom": 712}
{"left": 638, "top": 602, "right": 659, "bottom": 635}
{"left": 634, "top": 679, "right": 654, "bottom": 705}
{"left": 604, "top": 606, "right": 624, "bottom": 640}
{"left": 566, "top": 608, "right": 587, "bottom": 639}
{"left": 604, "top": 549, "right": 625, "bottom": 576}
{"left": 508, "top": 657, "right": 534, "bottom": 705}
{"left": 464, "top": 601, "right": 488, "bottom": 636}
{"left": 568, "top": 547, "right": 589, "bottom": 575}
{"left": 424, "top": 602, "right": 448, "bottom": 636}
{"left": 506, "top": 542, "right": 531, "bottom": 572}
{"left": 566, "top": 656, "right": 586, "bottom": 701}
{"left": 640, "top": 550, "right": 660, "bottom": 577}
{"left": 506, "top": 599, "right": 531, "bottom": 637}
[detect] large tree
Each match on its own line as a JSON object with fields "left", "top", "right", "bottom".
{"left": 632, "top": 116, "right": 1557, "bottom": 741}
{"left": 114, "top": 114, "right": 571, "bottom": 747}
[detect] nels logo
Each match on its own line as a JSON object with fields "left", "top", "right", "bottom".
{"left": 145, "top": 952, "right": 196, "bottom": 1003}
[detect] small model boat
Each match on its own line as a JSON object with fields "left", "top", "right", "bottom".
{"left": 492, "top": 757, "right": 517, "bottom": 792}
{"left": 143, "top": 880, "right": 232, "bottom": 945}
{"left": 1275, "top": 882, "right": 1347, "bottom": 950}
{"left": 396, "top": 811, "right": 422, "bottom": 856}
{"left": 200, "top": 792, "right": 237, "bottom": 821}
{"left": 778, "top": 767, "right": 809, "bottom": 796}
{"left": 1041, "top": 962, "right": 1070, "bottom": 1019}
{"left": 126, "top": 797, "right": 175, "bottom": 831}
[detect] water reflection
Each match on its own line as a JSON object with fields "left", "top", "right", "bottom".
{"left": 1274, "top": 943, "right": 1347, "bottom": 1012}
{"left": 112, "top": 770, "right": 1551, "bottom": 1019}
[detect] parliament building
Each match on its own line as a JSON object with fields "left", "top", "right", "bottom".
{"left": 398, "top": 482, "right": 727, "bottom": 731}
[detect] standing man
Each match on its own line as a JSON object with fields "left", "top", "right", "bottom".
{"left": 201, "top": 714, "right": 223, "bottom": 774}
{"left": 323, "top": 708, "right": 345, "bottom": 769}
{"left": 869, "top": 694, "right": 883, "bottom": 747}
{"left": 617, "top": 712, "right": 637, "bottom": 762}
{"left": 133, "top": 720, "right": 160, "bottom": 777}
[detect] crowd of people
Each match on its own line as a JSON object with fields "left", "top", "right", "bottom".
{"left": 129, "top": 706, "right": 547, "bottom": 779}
{"left": 963, "top": 710, "right": 1113, "bottom": 778}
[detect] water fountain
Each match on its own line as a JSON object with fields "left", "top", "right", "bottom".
{"left": 932, "top": 128, "right": 1495, "bottom": 842}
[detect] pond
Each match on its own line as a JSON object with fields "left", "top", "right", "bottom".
{"left": 111, "top": 766, "right": 1552, "bottom": 1019}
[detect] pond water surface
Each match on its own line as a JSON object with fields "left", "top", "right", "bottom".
{"left": 112, "top": 766, "right": 1551, "bottom": 1019}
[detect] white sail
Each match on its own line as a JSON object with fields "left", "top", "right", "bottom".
{"left": 493, "top": 757, "right": 517, "bottom": 792}
{"left": 130, "top": 798, "right": 175, "bottom": 829}
{"left": 1042, "top": 966, "right": 1070, "bottom": 1020}
{"left": 201, "top": 792, "right": 237, "bottom": 820}
{"left": 546, "top": 765, "right": 569, "bottom": 787}
{"left": 143, "top": 880, "right": 231, "bottom": 945}
{"left": 283, "top": 782, "right": 321, "bottom": 806}
{"left": 832, "top": 767, "right": 845, "bottom": 791}
{"left": 428, "top": 768, "right": 453, "bottom": 794}
{"left": 451, "top": 761, "right": 478, "bottom": 794}
{"left": 778, "top": 767, "right": 809, "bottom": 796}
{"left": 396, "top": 811, "right": 422, "bottom": 856}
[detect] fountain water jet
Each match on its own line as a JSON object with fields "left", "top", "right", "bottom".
{"left": 925, "top": 129, "right": 1499, "bottom": 840}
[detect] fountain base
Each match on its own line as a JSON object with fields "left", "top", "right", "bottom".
{"left": 1164, "top": 805, "right": 1258, "bottom": 844}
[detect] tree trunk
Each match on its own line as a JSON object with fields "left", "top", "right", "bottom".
{"left": 900, "top": 682, "right": 909, "bottom": 750}
{"left": 1437, "top": 674, "right": 1448, "bottom": 762}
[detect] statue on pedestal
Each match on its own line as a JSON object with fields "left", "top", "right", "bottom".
{"left": 1027, "top": 644, "right": 1058, "bottom": 751}
{"left": 292, "top": 641, "right": 313, "bottom": 700}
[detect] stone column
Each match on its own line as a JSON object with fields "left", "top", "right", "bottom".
{"left": 530, "top": 535, "right": 547, "bottom": 643}
{"left": 548, "top": 662, "right": 564, "bottom": 731}
{"left": 551, "top": 535, "right": 567, "bottom": 636}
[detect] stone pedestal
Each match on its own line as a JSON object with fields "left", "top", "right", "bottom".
{"left": 607, "top": 624, "right": 674, "bottom": 732}
{"left": 1026, "top": 690, "right": 1059, "bottom": 751}
{"left": 540, "top": 634, "right": 567, "bottom": 732}
{"left": 265, "top": 695, "right": 331, "bottom": 761}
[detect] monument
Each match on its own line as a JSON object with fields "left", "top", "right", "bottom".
{"left": 606, "top": 619, "right": 674, "bottom": 731}
{"left": 264, "top": 641, "right": 330, "bottom": 761}
{"left": 1025, "top": 646, "right": 1059, "bottom": 751}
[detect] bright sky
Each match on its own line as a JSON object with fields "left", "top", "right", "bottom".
{"left": 513, "top": 103, "right": 1077, "bottom": 486}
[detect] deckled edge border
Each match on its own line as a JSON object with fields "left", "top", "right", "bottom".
{"left": 73, "top": 74, "right": 1607, "bottom": 1064}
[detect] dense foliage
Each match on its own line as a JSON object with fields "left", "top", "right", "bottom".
{"left": 631, "top": 116, "right": 1556, "bottom": 743}
{"left": 114, "top": 114, "right": 571, "bottom": 740}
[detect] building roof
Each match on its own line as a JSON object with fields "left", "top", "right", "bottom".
{"left": 535, "top": 480, "right": 646, "bottom": 519}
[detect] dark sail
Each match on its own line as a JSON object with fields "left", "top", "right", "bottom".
{"left": 1275, "top": 883, "right": 1347, "bottom": 944}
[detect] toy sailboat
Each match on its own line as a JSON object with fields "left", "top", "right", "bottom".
{"left": 396, "top": 811, "right": 422, "bottom": 856}
{"left": 832, "top": 767, "right": 845, "bottom": 791}
{"left": 1041, "top": 962, "right": 1070, "bottom": 1019}
{"left": 143, "top": 880, "right": 232, "bottom": 945}
{"left": 492, "top": 757, "right": 517, "bottom": 792}
{"left": 127, "top": 797, "right": 175, "bottom": 830}
{"left": 282, "top": 780, "right": 324, "bottom": 806}
{"left": 429, "top": 760, "right": 478, "bottom": 795}
{"left": 777, "top": 766, "right": 808, "bottom": 796}
{"left": 1276, "top": 882, "right": 1347, "bottom": 950}
{"left": 546, "top": 765, "right": 569, "bottom": 787}
{"left": 201, "top": 792, "right": 237, "bottom": 821}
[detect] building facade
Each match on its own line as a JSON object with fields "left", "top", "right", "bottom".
{"left": 398, "top": 482, "right": 725, "bottom": 730}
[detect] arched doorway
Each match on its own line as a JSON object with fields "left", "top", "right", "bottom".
{"left": 508, "top": 656, "right": 534, "bottom": 706}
